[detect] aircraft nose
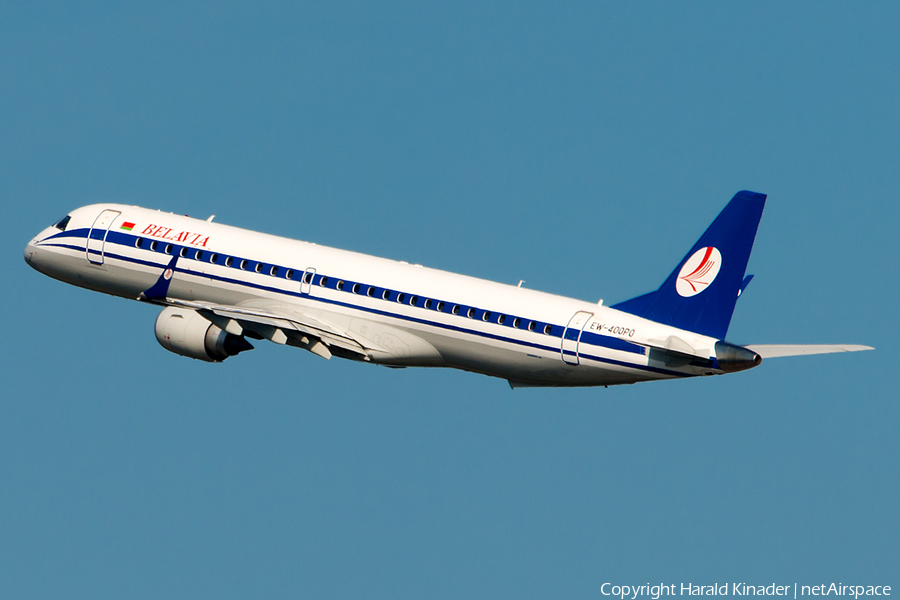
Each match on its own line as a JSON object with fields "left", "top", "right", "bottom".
{"left": 24, "top": 232, "right": 50, "bottom": 272}
{"left": 24, "top": 239, "right": 37, "bottom": 266}
{"left": 25, "top": 224, "right": 69, "bottom": 273}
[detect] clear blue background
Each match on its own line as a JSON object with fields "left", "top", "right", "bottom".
{"left": 2, "top": 2, "right": 896, "bottom": 598}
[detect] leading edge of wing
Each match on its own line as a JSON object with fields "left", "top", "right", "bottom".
{"left": 745, "top": 344, "right": 874, "bottom": 358}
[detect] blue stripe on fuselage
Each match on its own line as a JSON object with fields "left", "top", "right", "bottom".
{"left": 38, "top": 226, "right": 688, "bottom": 378}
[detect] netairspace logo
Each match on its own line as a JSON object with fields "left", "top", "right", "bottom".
{"left": 600, "top": 584, "right": 892, "bottom": 600}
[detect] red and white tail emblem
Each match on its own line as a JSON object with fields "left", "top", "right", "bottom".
{"left": 676, "top": 247, "right": 722, "bottom": 297}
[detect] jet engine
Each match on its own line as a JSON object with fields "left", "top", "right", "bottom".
{"left": 155, "top": 307, "right": 253, "bottom": 362}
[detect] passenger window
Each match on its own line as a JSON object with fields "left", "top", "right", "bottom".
{"left": 255, "top": 263, "right": 262, "bottom": 273}
{"left": 498, "top": 314, "right": 506, "bottom": 325}
{"left": 367, "top": 287, "right": 375, "bottom": 297}
{"left": 382, "top": 289, "right": 390, "bottom": 300}
{"left": 353, "top": 283, "right": 361, "bottom": 294}
{"left": 211, "top": 253, "right": 218, "bottom": 263}
{"left": 270, "top": 266, "right": 278, "bottom": 276}
{"left": 452, "top": 305, "right": 460, "bottom": 315}
{"left": 337, "top": 280, "right": 345, "bottom": 291}
{"left": 543, "top": 324, "right": 552, "bottom": 335}
{"left": 304, "top": 272, "right": 313, "bottom": 284}
{"left": 320, "top": 276, "right": 328, "bottom": 287}
{"left": 410, "top": 295, "right": 418, "bottom": 306}
{"left": 180, "top": 247, "right": 188, "bottom": 257}
{"left": 240, "top": 260, "right": 248, "bottom": 270}
{"left": 286, "top": 269, "right": 293, "bottom": 279}
{"left": 437, "top": 301, "right": 444, "bottom": 312}
{"left": 482, "top": 311, "right": 491, "bottom": 322}
{"left": 196, "top": 250, "right": 203, "bottom": 260}
{"left": 135, "top": 238, "right": 143, "bottom": 248}
{"left": 150, "top": 241, "right": 158, "bottom": 251}
{"left": 397, "top": 293, "right": 406, "bottom": 303}
{"left": 165, "top": 244, "right": 173, "bottom": 254}
{"left": 225, "top": 256, "right": 233, "bottom": 267}
{"left": 513, "top": 318, "right": 521, "bottom": 328}
{"left": 528, "top": 321, "right": 536, "bottom": 332}
{"left": 466, "top": 307, "right": 475, "bottom": 318}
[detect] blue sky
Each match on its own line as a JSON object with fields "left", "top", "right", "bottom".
{"left": 2, "top": 2, "right": 897, "bottom": 598}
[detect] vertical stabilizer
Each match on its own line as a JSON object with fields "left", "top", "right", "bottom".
{"left": 611, "top": 191, "right": 766, "bottom": 339}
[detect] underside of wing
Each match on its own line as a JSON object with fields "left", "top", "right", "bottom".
{"left": 745, "top": 344, "right": 874, "bottom": 358}
{"left": 167, "top": 298, "right": 376, "bottom": 359}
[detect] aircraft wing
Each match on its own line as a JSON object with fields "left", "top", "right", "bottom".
{"left": 168, "top": 298, "right": 376, "bottom": 359}
{"left": 745, "top": 344, "right": 874, "bottom": 358}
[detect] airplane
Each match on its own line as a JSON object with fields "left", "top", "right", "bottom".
{"left": 23, "top": 190, "right": 872, "bottom": 388}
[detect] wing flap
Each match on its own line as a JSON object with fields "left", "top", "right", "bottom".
{"left": 168, "top": 299, "right": 374, "bottom": 356}
{"left": 745, "top": 344, "right": 874, "bottom": 358}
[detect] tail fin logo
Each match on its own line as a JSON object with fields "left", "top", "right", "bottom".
{"left": 676, "top": 247, "right": 722, "bottom": 297}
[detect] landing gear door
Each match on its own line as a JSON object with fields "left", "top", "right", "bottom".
{"left": 561, "top": 311, "right": 593, "bottom": 366}
{"left": 86, "top": 209, "right": 121, "bottom": 265}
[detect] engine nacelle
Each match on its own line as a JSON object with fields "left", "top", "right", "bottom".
{"left": 155, "top": 307, "right": 253, "bottom": 362}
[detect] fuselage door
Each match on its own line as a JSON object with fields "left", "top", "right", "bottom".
{"left": 300, "top": 267, "right": 316, "bottom": 294}
{"left": 86, "top": 209, "right": 121, "bottom": 265}
{"left": 561, "top": 311, "right": 594, "bottom": 365}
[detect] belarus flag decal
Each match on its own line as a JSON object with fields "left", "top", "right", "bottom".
{"left": 120, "top": 222, "right": 135, "bottom": 231}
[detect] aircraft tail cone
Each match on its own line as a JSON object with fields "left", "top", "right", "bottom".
{"left": 715, "top": 341, "right": 762, "bottom": 373}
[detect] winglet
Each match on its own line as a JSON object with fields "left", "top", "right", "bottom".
{"left": 738, "top": 274, "right": 754, "bottom": 298}
{"left": 139, "top": 255, "right": 179, "bottom": 301}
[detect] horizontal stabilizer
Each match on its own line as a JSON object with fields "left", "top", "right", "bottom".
{"left": 745, "top": 344, "right": 874, "bottom": 358}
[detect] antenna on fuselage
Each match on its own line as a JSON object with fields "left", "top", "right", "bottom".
{"left": 517, "top": 280, "right": 525, "bottom": 288}
{"left": 206, "top": 215, "right": 215, "bottom": 222}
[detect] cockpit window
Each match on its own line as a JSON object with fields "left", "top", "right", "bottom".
{"left": 53, "top": 216, "right": 71, "bottom": 231}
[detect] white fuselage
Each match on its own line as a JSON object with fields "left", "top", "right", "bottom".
{"left": 25, "top": 204, "right": 726, "bottom": 386}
